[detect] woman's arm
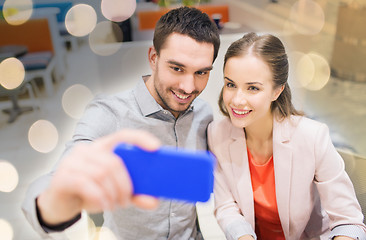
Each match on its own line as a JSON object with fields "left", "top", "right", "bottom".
{"left": 313, "top": 123, "right": 366, "bottom": 239}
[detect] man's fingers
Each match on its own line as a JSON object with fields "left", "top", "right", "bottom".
{"left": 97, "top": 129, "right": 161, "bottom": 152}
{"left": 131, "top": 195, "right": 159, "bottom": 210}
{"left": 76, "top": 150, "right": 134, "bottom": 208}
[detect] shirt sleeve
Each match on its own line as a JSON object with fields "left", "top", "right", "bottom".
{"left": 225, "top": 219, "right": 257, "bottom": 240}
{"left": 21, "top": 96, "right": 117, "bottom": 238}
{"left": 329, "top": 224, "right": 366, "bottom": 240}
{"left": 36, "top": 197, "right": 81, "bottom": 232}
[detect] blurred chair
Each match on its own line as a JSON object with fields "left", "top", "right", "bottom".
{"left": 0, "top": 80, "right": 39, "bottom": 123}
{"left": 33, "top": 1, "right": 78, "bottom": 51}
{"left": 0, "top": 17, "right": 58, "bottom": 96}
{"left": 338, "top": 149, "right": 366, "bottom": 223}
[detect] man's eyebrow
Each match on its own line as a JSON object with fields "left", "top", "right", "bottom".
{"left": 198, "top": 66, "right": 213, "bottom": 72}
{"left": 167, "top": 60, "right": 213, "bottom": 72}
{"left": 167, "top": 60, "right": 185, "bottom": 68}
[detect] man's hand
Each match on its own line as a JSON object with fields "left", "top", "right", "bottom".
{"left": 37, "top": 129, "right": 161, "bottom": 226}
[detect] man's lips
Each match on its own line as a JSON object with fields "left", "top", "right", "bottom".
{"left": 172, "top": 90, "right": 191, "bottom": 102}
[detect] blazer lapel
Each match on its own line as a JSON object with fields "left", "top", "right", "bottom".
{"left": 273, "top": 117, "right": 293, "bottom": 239}
{"left": 229, "top": 125, "right": 255, "bottom": 227}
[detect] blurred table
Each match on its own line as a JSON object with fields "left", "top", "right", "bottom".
{"left": 0, "top": 44, "right": 28, "bottom": 61}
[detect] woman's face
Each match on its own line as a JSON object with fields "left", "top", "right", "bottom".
{"left": 223, "top": 54, "right": 283, "bottom": 129}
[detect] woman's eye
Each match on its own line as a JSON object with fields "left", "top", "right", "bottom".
{"left": 248, "top": 86, "right": 259, "bottom": 91}
{"left": 226, "top": 82, "right": 235, "bottom": 88}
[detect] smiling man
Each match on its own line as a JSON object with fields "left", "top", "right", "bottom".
{"left": 147, "top": 32, "right": 214, "bottom": 118}
{"left": 22, "top": 6, "right": 220, "bottom": 240}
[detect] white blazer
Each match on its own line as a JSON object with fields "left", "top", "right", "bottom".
{"left": 208, "top": 116, "right": 366, "bottom": 240}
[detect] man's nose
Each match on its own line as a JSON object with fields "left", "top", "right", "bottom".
{"left": 179, "top": 74, "right": 196, "bottom": 94}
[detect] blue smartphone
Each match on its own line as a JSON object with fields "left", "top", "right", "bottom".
{"left": 113, "top": 143, "right": 216, "bottom": 203}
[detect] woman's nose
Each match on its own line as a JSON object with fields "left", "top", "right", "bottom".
{"left": 232, "top": 90, "right": 247, "bottom": 106}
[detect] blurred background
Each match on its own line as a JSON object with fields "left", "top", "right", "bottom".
{"left": 0, "top": 0, "right": 365, "bottom": 239}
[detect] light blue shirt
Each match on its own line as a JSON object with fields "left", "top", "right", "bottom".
{"left": 22, "top": 77, "right": 213, "bottom": 240}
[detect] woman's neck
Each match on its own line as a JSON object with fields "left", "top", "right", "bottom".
{"left": 245, "top": 111, "right": 274, "bottom": 165}
{"left": 245, "top": 111, "right": 274, "bottom": 144}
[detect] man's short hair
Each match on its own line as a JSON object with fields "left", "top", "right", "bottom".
{"left": 153, "top": 7, "right": 220, "bottom": 63}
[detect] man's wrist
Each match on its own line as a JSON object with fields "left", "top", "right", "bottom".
{"left": 36, "top": 197, "right": 81, "bottom": 232}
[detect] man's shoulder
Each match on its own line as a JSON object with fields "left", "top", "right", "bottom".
{"left": 192, "top": 98, "right": 212, "bottom": 115}
{"left": 91, "top": 89, "right": 135, "bottom": 108}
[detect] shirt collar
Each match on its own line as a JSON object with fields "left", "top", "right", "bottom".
{"left": 133, "top": 76, "right": 194, "bottom": 118}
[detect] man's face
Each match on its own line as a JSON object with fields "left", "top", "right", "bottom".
{"left": 147, "top": 33, "right": 214, "bottom": 118}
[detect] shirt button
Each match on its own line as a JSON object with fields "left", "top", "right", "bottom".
{"left": 171, "top": 212, "right": 176, "bottom": 217}
{"left": 163, "top": 110, "right": 168, "bottom": 114}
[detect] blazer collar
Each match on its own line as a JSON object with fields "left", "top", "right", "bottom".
{"left": 228, "top": 116, "right": 299, "bottom": 237}
{"left": 229, "top": 115, "right": 296, "bottom": 142}
{"left": 273, "top": 116, "right": 294, "bottom": 238}
{"left": 228, "top": 124, "right": 255, "bottom": 226}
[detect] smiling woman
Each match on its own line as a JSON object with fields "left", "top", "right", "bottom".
{"left": 208, "top": 32, "right": 366, "bottom": 240}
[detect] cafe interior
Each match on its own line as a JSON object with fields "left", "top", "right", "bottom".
{"left": 0, "top": 0, "right": 365, "bottom": 239}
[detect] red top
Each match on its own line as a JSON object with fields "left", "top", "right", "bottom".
{"left": 247, "top": 148, "right": 285, "bottom": 240}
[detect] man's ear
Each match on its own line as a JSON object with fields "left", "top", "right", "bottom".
{"left": 148, "top": 46, "right": 157, "bottom": 71}
{"left": 272, "top": 84, "right": 285, "bottom": 101}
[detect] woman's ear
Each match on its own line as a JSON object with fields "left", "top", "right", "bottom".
{"left": 272, "top": 84, "right": 285, "bottom": 101}
{"left": 148, "top": 46, "right": 157, "bottom": 71}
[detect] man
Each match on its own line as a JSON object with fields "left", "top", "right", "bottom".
{"left": 22, "top": 7, "right": 220, "bottom": 239}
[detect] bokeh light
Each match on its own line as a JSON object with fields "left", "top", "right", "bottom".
{"left": 290, "top": 51, "right": 315, "bottom": 88}
{"left": 289, "top": 0, "right": 325, "bottom": 35}
{"left": 0, "top": 219, "right": 13, "bottom": 240}
{"left": 89, "top": 21, "right": 123, "bottom": 56}
{"left": 62, "top": 84, "right": 93, "bottom": 119}
{"left": 2, "top": 0, "right": 33, "bottom": 25}
{"left": 94, "top": 226, "right": 118, "bottom": 240}
{"left": 65, "top": 213, "right": 96, "bottom": 240}
{"left": 101, "top": 0, "right": 136, "bottom": 22}
{"left": 28, "top": 120, "right": 59, "bottom": 153}
{"left": 0, "top": 161, "right": 19, "bottom": 193}
{"left": 65, "top": 4, "right": 97, "bottom": 37}
{"left": 0, "top": 57, "right": 25, "bottom": 90}
{"left": 302, "top": 52, "right": 330, "bottom": 91}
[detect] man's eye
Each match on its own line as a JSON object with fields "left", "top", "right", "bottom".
{"left": 196, "top": 71, "right": 208, "bottom": 76}
{"left": 171, "top": 67, "right": 182, "bottom": 72}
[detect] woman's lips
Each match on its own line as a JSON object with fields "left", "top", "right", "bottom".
{"left": 231, "top": 108, "right": 251, "bottom": 118}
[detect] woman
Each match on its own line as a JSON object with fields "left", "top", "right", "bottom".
{"left": 208, "top": 32, "right": 366, "bottom": 240}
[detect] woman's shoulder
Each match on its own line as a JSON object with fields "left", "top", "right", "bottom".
{"left": 289, "top": 115, "right": 326, "bottom": 129}
{"left": 284, "top": 115, "right": 329, "bottom": 139}
{"left": 209, "top": 117, "right": 232, "bottom": 132}
{"left": 208, "top": 117, "right": 233, "bottom": 141}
